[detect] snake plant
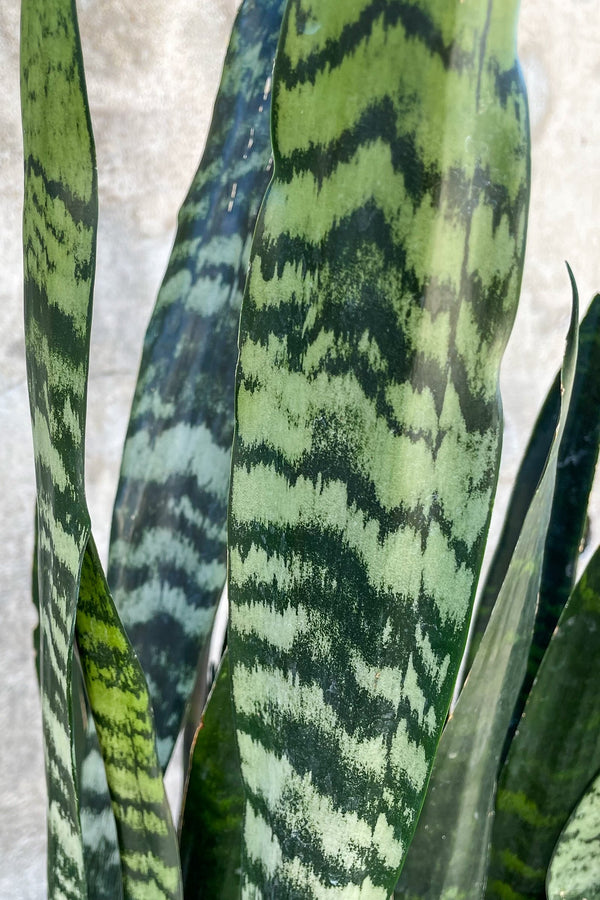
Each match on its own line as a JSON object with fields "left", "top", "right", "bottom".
{"left": 20, "top": 0, "right": 600, "bottom": 897}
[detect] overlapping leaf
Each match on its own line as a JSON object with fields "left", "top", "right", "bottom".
{"left": 467, "top": 293, "right": 600, "bottom": 690}
{"left": 485, "top": 544, "right": 600, "bottom": 898}
{"left": 21, "top": 0, "right": 181, "bottom": 895}
{"left": 179, "top": 652, "right": 244, "bottom": 899}
{"left": 395, "top": 274, "right": 578, "bottom": 900}
{"left": 546, "top": 771, "right": 600, "bottom": 900}
{"left": 228, "top": 0, "right": 530, "bottom": 893}
{"left": 107, "top": 0, "right": 286, "bottom": 770}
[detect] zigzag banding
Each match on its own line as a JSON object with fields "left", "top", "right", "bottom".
{"left": 229, "top": 0, "right": 529, "bottom": 894}
{"left": 107, "top": 0, "right": 287, "bottom": 766}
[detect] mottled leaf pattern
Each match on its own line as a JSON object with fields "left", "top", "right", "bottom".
{"left": 22, "top": 0, "right": 181, "bottom": 896}
{"left": 77, "top": 538, "right": 182, "bottom": 899}
{"left": 21, "top": 0, "right": 97, "bottom": 891}
{"left": 228, "top": 0, "right": 530, "bottom": 894}
{"left": 179, "top": 651, "right": 245, "bottom": 899}
{"left": 107, "top": 0, "right": 286, "bottom": 769}
{"left": 485, "top": 544, "right": 600, "bottom": 899}
{"left": 546, "top": 771, "right": 600, "bottom": 900}
{"left": 395, "top": 275, "right": 578, "bottom": 900}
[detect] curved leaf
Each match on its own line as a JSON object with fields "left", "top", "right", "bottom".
{"left": 395, "top": 273, "right": 578, "bottom": 899}
{"left": 21, "top": 0, "right": 97, "bottom": 890}
{"left": 179, "top": 652, "right": 244, "bottom": 899}
{"left": 485, "top": 544, "right": 600, "bottom": 899}
{"left": 22, "top": 1, "right": 182, "bottom": 895}
{"left": 107, "top": 0, "right": 286, "bottom": 769}
{"left": 546, "top": 771, "right": 600, "bottom": 900}
{"left": 228, "top": 0, "right": 530, "bottom": 893}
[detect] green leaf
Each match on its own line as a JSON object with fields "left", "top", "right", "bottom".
{"left": 22, "top": 0, "right": 182, "bottom": 895}
{"left": 485, "top": 544, "right": 600, "bottom": 899}
{"left": 395, "top": 272, "right": 578, "bottom": 900}
{"left": 467, "top": 292, "right": 600, "bottom": 677}
{"left": 465, "top": 370, "right": 560, "bottom": 672}
{"left": 179, "top": 651, "right": 244, "bottom": 899}
{"left": 76, "top": 538, "right": 182, "bottom": 899}
{"left": 72, "top": 662, "right": 123, "bottom": 900}
{"left": 228, "top": 0, "right": 529, "bottom": 893}
{"left": 523, "top": 293, "right": 600, "bottom": 696}
{"left": 106, "top": 0, "right": 286, "bottom": 769}
{"left": 546, "top": 771, "right": 600, "bottom": 900}
{"left": 21, "top": 0, "right": 97, "bottom": 890}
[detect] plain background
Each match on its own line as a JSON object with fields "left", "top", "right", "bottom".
{"left": 1, "top": 0, "right": 599, "bottom": 896}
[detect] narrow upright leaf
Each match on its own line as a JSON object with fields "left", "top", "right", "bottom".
{"left": 546, "top": 771, "right": 600, "bottom": 900}
{"left": 21, "top": 0, "right": 97, "bottom": 891}
{"left": 468, "top": 293, "right": 600, "bottom": 678}
{"left": 486, "top": 545, "right": 600, "bottom": 899}
{"left": 22, "top": 1, "right": 182, "bottom": 895}
{"left": 395, "top": 275, "right": 578, "bottom": 900}
{"left": 229, "top": 0, "right": 530, "bottom": 894}
{"left": 107, "top": 0, "right": 286, "bottom": 768}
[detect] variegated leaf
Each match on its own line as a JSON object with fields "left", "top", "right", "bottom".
{"left": 546, "top": 771, "right": 600, "bottom": 900}
{"left": 22, "top": 0, "right": 181, "bottom": 895}
{"left": 22, "top": 0, "right": 97, "bottom": 890}
{"left": 107, "top": 0, "right": 286, "bottom": 769}
{"left": 228, "top": 0, "right": 530, "bottom": 894}
{"left": 395, "top": 273, "right": 578, "bottom": 900}
{"left": 76, "top": 538, "right": 182, "bottom": 899}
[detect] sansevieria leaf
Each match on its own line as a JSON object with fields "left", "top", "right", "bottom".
{"left": 395, "top": 273, "right": 578, "bottom": 900}
{"left": 228, "top": 0, "right": 530, "bottom": 894}
{"left": 107, "top": 0, "right": 286, "bottom": 769}
{"left": 546, "top": 770, "right": 600, "bottom": 900}
{"left": 179, "top": 651, "right": 245, "bottom": 899}
{"left": 22, "top": 0, "right": 181, "bottom": 896}
{"left": 22, "top": 0, "right": 97, "bottom": 891}
{"left": 486, "top": 543, "right": 600, "bottom": 899}
{"left": 467, "top": 292, "right": 600, "bottom": 681}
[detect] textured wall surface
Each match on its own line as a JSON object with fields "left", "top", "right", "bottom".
{"left": 0, "top": 1, "right": 598, "bottom": 897}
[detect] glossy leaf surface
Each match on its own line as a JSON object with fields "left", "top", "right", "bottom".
{"left": 546, "top": 771, "right": 600, "bottom": 900}
{"left": 395, "top": 275, "right": 578, "bottom": 900}
{"left": 485, "top": 545, "right": 600, "bottom": 899}
{"left": 228, "top": 0, "right": 530, "bottom": 893}
{"left": 107, "top": 0, "right": 286, "bottom": 769}
{"left": 179, "top": 652, "right": 244, "bottom": 899}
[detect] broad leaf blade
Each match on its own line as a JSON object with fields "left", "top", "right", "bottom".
{"left": 107, "top": 0, "right": 286, "bottom": 769}
{"left": 179, "top": 651, "right": 244, "bottom": 899}
{"left": 546, "top": 771, "right": 600, "bottom": 900}
{"left": 485, "top": 545, "right": 600, "bottom": 899}
{"left": 395, "top": 274, "right": 578, "bottom": 899}
{"left": 229, "top": 0, "right": 530, "bottom": 893}
{"left": 21, "top": 0, "right": 97, "bottom": 891}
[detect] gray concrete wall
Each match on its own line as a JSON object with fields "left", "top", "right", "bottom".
{"left": 1, "top": 1, "right": 598, "bottom": 896}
